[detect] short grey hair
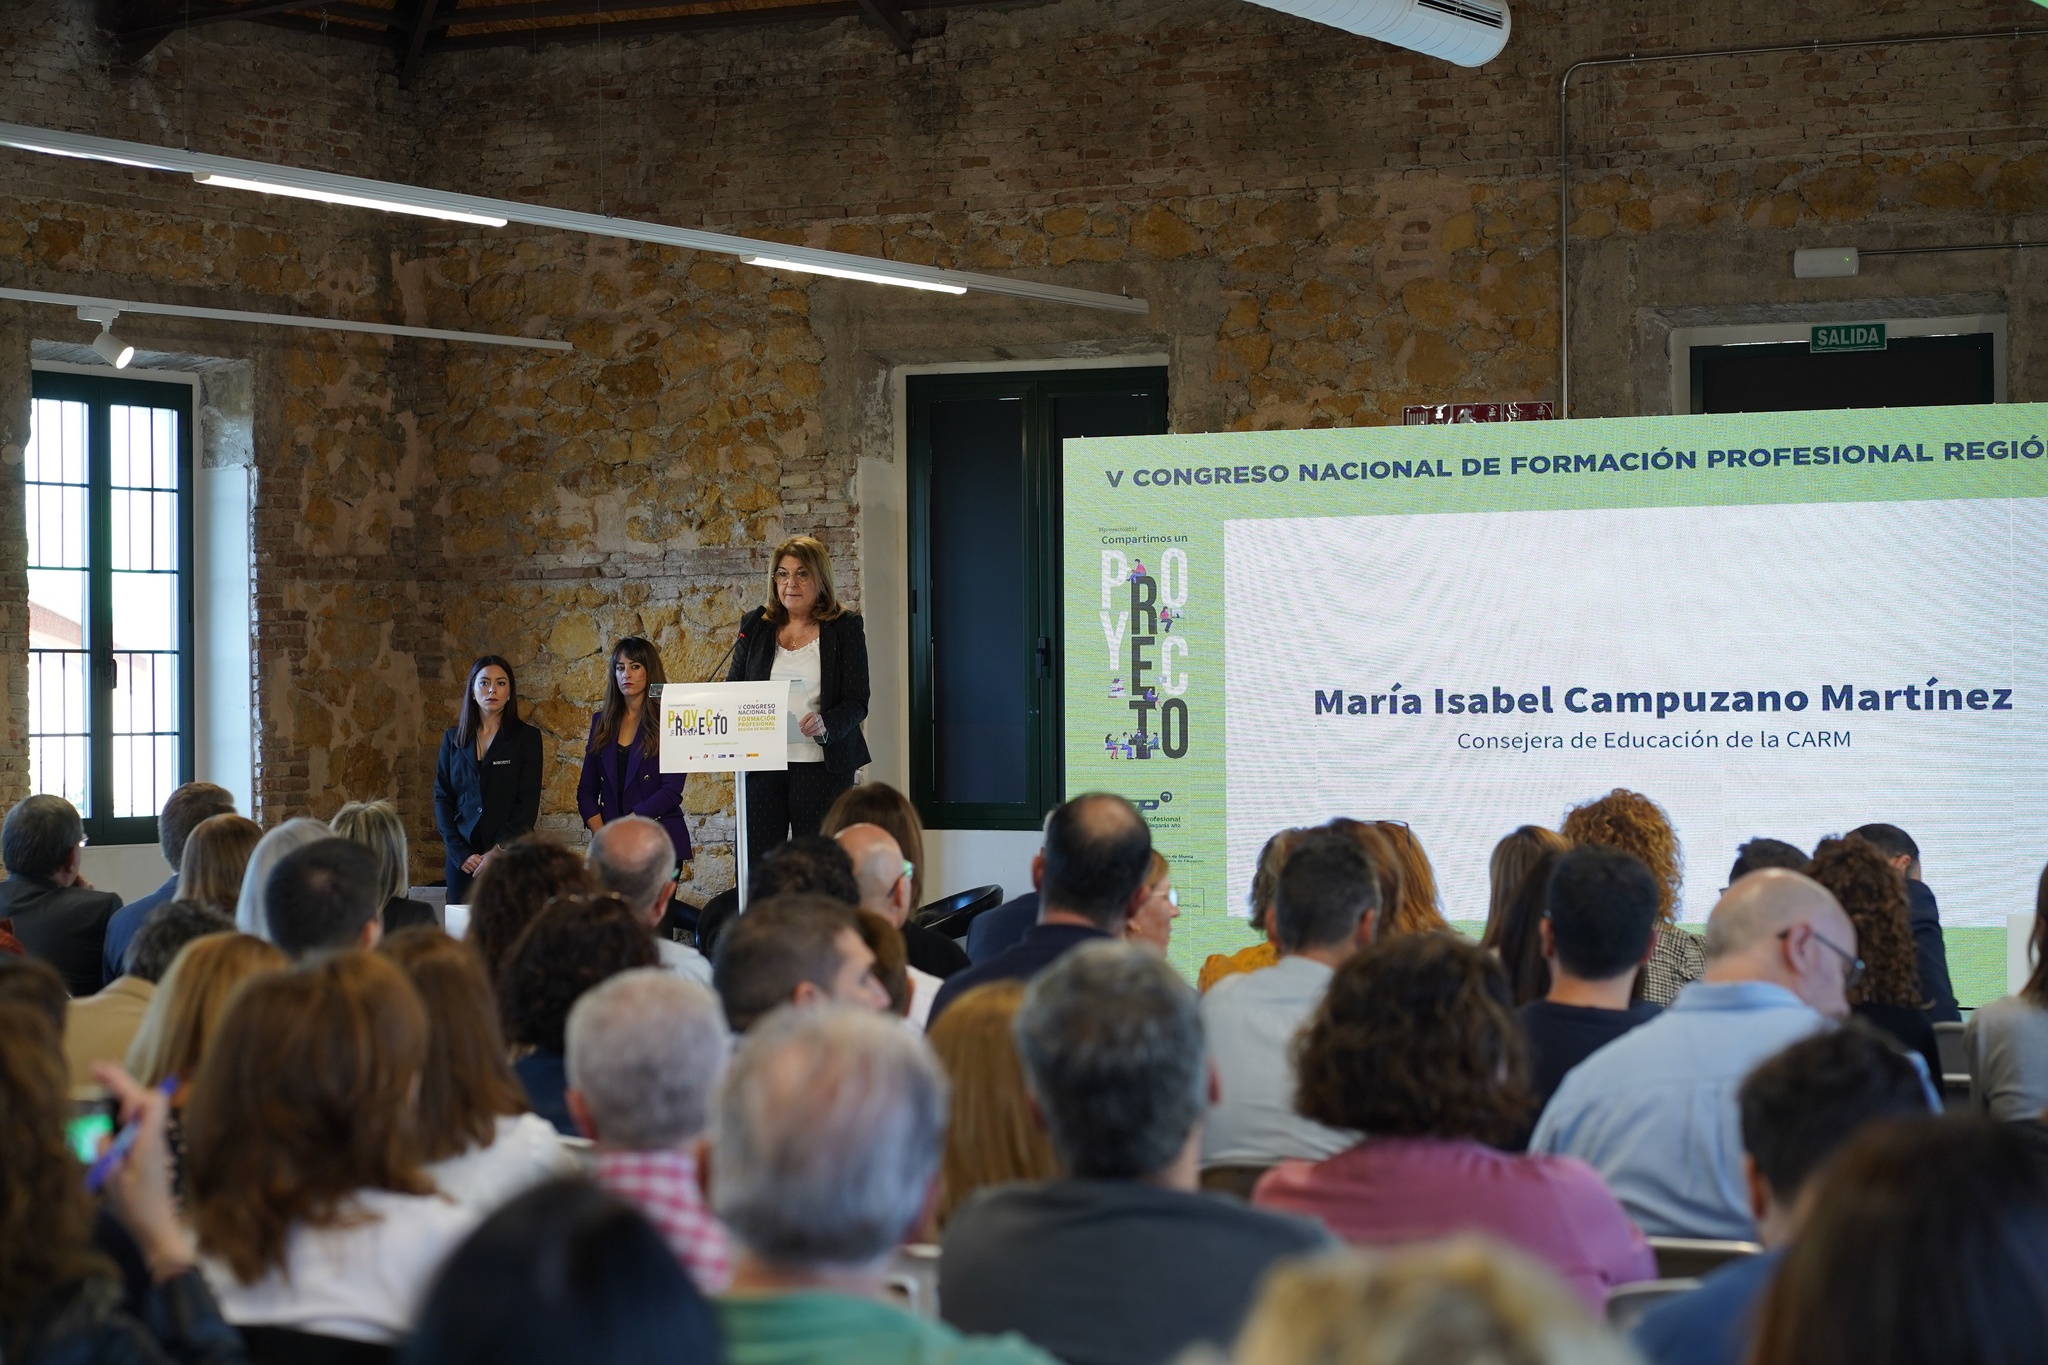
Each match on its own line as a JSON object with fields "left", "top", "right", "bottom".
{"left": 566, "top": 968, "right": 729, "bottom": 1150}
{"left": 234, "top": 818, "right": 333, "bottom": 941}
{"left": 711, "top": 1005, "right": 947, "bottom": 1270}
{"left": 588, "top": 815, "right": 677, "bottom": 914}
{"left": 1014, "top": 940, "right": 1205, "bottom": 1179}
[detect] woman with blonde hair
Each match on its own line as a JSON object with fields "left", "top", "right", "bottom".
{"left": 177, "top": 813, "right": 263, "bottom": 917}
{"left": 332, "top": 798, "right": 438, "bottom": 932}
{"left": 726, "top": 534, "right": 871, "bottom": 861}
{"left": 186, "top": 952, "right": 476, "bottom": 1344}
{"left": 925, "top": 980, "right": 1057, "bottom": 1231}
{"left": 1560, "top": 789, "right": 1699, "bottom": 1004}
{"left": 1228, "top": 1240, "right": 1640, "bottom": 1365}
{"left": 1199, "top": 827, "right": 1306, "bottom": 993}
{"left": 126, "top": 930, "right": 290, "bottom": 1196}
{"left": 1327, "top": 820, "right": 1447, "bottom": 937}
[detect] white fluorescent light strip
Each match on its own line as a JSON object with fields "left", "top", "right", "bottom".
{"left": 193, "top": 172, "right": 509, "bottom": 227}
{"left": 0, "top": 285, "right": 575, "bottom": 352}
{"left": 745, "top": 256, "right": 967, "bottom": 294}
{"left": 0, "top": 121, "right": 1148, "bottom": 315}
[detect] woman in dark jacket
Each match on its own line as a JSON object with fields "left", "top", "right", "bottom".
{"left": 434, "top": 655, "right": 545, "bottom": 903}
{"left": 727, "top": 535, "right": 870, "bottom": 863}
{"left": 575, "top": 638, "right": 691, "bottom": 863}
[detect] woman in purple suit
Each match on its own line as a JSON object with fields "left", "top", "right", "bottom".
{"left": 576, "top": 637, "right": 691, "bottom": 863}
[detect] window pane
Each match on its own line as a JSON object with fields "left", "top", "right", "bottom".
{"left": 26, "top": 398, "right": 87, "bottom": 485}
{"left": 110, "top": 656, "right": 179, "bottom": 819}
{"left": 927, "top": 397, "right": 1029, "bottom": 806}
{"left": 28, "top": 651, "right": 89, "bottom": 810}
{"left": 29, "top": 568, "right": 86, "bottom": 649}
{"left": 111, "top": 572, "right": 177, "bottom": 651}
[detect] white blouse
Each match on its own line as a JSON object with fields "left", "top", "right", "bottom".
{"left": 771, "top": 639, "right": 825, "bottom": 762}
{"left": 426, "top": 1112, "right": 579, "bottom": 1216}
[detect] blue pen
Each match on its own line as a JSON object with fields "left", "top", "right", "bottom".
{"left": 84, "top": 1076, "right": 179, "bottom": 1194}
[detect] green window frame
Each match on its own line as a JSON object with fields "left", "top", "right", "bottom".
{"left": 906, "top": 367, "right": 1168, "bottom": 831}
{"left": 25, "top": 370, "right": 197, "bottom": 847}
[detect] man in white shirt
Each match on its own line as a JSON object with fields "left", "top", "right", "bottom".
{"left": 1200, "top": 828, "right": 1376, "bottom": 1168}
{"left": 589, "top": 815, "right": 713, "bottom": 986}
{"left": 836, "top": 821, "right": 946, "bottom": 1027}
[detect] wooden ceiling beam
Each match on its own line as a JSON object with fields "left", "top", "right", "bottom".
{"left": 397, "top": 0, "right": 445, "bottom": 85}
{"left": 854, "top": 0, "right": 913, "bottom": 53}
{"left": 250, "top": 10, "right": 401, "bottom": 43}
{"left": 433, "top": 0, "right": 705, "bottom": 29}
{"left": 427, "top": 0, "right": 1011, "bottom": 50}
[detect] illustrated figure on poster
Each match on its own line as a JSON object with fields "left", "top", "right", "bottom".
{"left": 1160, "top": 605, "right": 1174, "bottom": 633}
{"left": 1109, "top": 676, "right": 1126, "bottom": 699}
{"left": 1130, "top": 559, "right": 1147, "bottom": 581}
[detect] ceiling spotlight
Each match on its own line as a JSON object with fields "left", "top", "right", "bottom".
{"left": 79, "top": 305, "right": 135, "bottom": 368}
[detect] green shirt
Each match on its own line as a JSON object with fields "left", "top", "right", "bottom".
{"left": 718, "top": 1290, "right": 1057, "bottom": 1365}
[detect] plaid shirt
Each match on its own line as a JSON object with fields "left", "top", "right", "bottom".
{"left": 594, "top": 1148, "right": 732, "bottom": 1294}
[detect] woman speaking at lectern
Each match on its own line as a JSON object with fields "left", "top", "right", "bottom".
{"left": 729, "top": 535, "right": 870, "bottom": 863}
{"left": 577, "top": 637, "right": 692, "bottom": 863}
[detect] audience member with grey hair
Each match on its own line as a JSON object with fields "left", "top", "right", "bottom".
{"left": 941, "top": 942, "right": 1329, "bottom": 1365}
{"left": 587, "top": 815, "right": 711, "bottom": 986}
{"left": 233, "top": 816, "right": 332, "bottom": 941}
{"left": 0, "top": 793, "right": 124, "bottom": 996}
{"left": 712, "top": 1006, "right": 1055, "bottom": 1365}
{"left": 63, "top": 898, "right": 233, "bottom": 1086}
{"left": 566, "top": 969, "right": 733, "bottom": 1292}
{"left": 331, "top": 799, "right": 439, "bottom": 933}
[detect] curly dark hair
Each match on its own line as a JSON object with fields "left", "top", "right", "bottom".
{"left": 1807, "top": 835, "right": 1924, "bottom": 1010}
{"left": 1561, "top": 788, "right": 1682, "bottom": 923}
{"left": 467, "top": 837, "right": 598, "bottom": 988}
{"left": 498, "top": 893, "right": 659, "bottom": 1053}
{"left": 1295, "top": 933, "right": 1532, "bottom": 1144}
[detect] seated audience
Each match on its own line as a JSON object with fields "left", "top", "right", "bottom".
{"left": 379, "top": 927, "right": 574, "bottom": 1214}
{"left": 1228, "top": 1240, "right": 1639, "bottom": 1365}
{"left": 66, "top": 898, "right": 232, "bottom": 1086}
{"left": 1481, "top": 823, "right": 1571, "bottom": 947}
{"left": 711, "top": 893, "right": 890, "bottom": 1032}
{"left": 331, "top": 798, "right": 440, "bottom": 932}
{"left": 748, "top": 835, "right": 862, "bottom": 905}
{"left": 855, "top": 907, "right": 915, "bottom": 1022}
{"left": 263, "top": 838, "right": 387, "bottom": 959}
{"left": 466, "top": 836, "right": 597, "bottom": 986}
{"left": 125, "top": 931, "right": 289, "bottom": 1195}
{"left": 926, "top": 981, "right": 1058, "bottom": 1231}
{"left": 1198, "top": 827, "right": 1305, "bottom": 993}
{"left": 1255, "top": 934, "right": 1651, "bottom": 1310}
{"left": 1748, "top": 1117, "right": 2048, "bottom": 1365}
{"left": 589, "top": 815, "right": 713, "bottom": 984}
{"left": 566, "top": 969, "right": 733, "bottom": 1292}
{"left": 174, "top": 814, "right": 264, "bottom": 919}
{"left": 931, "top": 793, "right": 1153, "bottom": 1021}
{"left": 1728, "top": 837, "right": 1809, "bottom": 882}
{"left": 1518, "top": 846, "right": 1661, "bottom": 1110}
{"left": 1531, "top": 869, "right": 1852, "bottom": 1239}
{"left": 398, "top": 1178, "right": 724, "bottom": 1365}
{"left": 186, "top": 952, "right": 476, "bottom": 1344}
{"left": 712, "top": 1006, "right": 1057, "bottom": 1365}
{"left": 965, "top": 812, "right": 1055, "bottom": 968}
{"left": 500, "top": 893, "right": 660, "bottom": 1133}
{"left": 822, "top": 782, "right": 967, "bottom": 972}
{"left": 231, "top": 817, "right": 331, "bottom": 941}
{"left": 1561, "top": 788, "right": 1699, "bottom": 1005}
{"left": 0, "top": 794, "right": 124, "bottom": 996}
{"left": 1486, "top": 847, "right": 1561, "bottom": 1005}
{"left": 1966, "top": 861, "right": 2048, "bottom": 1120}
{"left": 1633, "top": 1024, "right": 1932, "bottom": 1365}
{"left": 100, "top": 781, "right": 237, "bottom": 982}
{"left": 1848, "top": 821, "right": 1960, "bottom": 1021}
{"left": 1202, "top": 829, "right": 1375, "bottom": 1168}
{"left": 1342, "top": 819, "right": 1449, "bottom": 935}
{"left": 1123, "top": 850, "right": 1180, "bottom": 954}
{"left": 1804, "top": 834, "right": 1941, "bottom": 1080}
{"left": 944, "top": 943, "right": 1329, "bottom": 1365}
{"left": 837, "top": 818, "right": 967, "bottom": 988}
{"left": 0, "top": 1001, "right": 251, "bottom": 1364}
{"left": 0, "top": 954, "right": 68, "bottom": 1031}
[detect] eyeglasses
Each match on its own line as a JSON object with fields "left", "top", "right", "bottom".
{"left": 1781, "top": 926, "right": 1865, "bottom": 991}
{"left": 892, "top": 860, "right": 915, "bottom": 893}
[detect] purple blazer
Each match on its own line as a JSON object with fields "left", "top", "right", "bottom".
{"left": 575, "top": 713, "right": 692, "bottom": 861}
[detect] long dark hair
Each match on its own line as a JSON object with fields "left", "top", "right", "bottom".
{"left": 455, "top": 655, "right": 522, "bottom": 749}
{"left": 588, "top": 637, "right": 665, "bottom": 757}
{"left": 2026, "top": 862, "right": 2048, "bottom": 1008}
{"left": 1488, "top": 848, "right": 1559, "bottom": 1006}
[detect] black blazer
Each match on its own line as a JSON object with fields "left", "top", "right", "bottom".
{"left": 728, "top": 607, "right": 871, "bottom": 773}
{"left": 433, "top": 718, "right": 544, "bottom": 863}
{"left": 0, "top": 874, "right": 123, "bottom": 995}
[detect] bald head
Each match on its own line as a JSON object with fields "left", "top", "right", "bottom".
{"left": 588, "top": 815, "right": 678, "bottom": 926}
{"left": 1703, "top": 868, "right": 1857, "bottom": 1018}
{"left": 835, "top": 824, "right": 910, "bottom": 928}
{"left": 1040, "top": 792, "right": 1153, "bottom": 931}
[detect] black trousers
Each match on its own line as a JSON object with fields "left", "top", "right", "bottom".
{"left": 745, "top": 762, "right": 853, "bottom": 864}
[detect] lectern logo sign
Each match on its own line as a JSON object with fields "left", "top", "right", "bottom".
{"left": 1811, "top": 323, "right": 1887, "bottom": 353}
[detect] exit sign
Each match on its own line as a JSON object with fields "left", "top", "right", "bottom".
{"left": 1811, "top": 323, "right": 1886, "bottom": 353}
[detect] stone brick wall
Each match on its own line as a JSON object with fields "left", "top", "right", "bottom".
{"left": 0, "top": 0, "right": 2042, "bottom": 889}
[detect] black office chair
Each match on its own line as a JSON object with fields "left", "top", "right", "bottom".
{"left": 916, "top": 885, "right": 1004, "bottom": 938}
{"left": 240, "top": 1326, "right": 397, "bottom": 1365}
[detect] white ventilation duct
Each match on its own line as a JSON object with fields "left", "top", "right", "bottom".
{"left": 1244, "top": 0, "right": 1510, "bottom": 67}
